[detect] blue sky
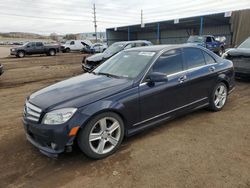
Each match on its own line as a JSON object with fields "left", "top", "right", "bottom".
{"left": 0, "top": 0, "right": 249, "bottom": 35}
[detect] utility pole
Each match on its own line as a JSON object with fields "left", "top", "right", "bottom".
{"left": 93, "top": 3, "right": 97, "bottom": 42}
{"left": 141, "top": 9, "right": 144, "bottom": 28}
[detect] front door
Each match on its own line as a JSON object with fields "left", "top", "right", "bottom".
{"left": 137, "top": 49, "right": 189, "bottom": 126}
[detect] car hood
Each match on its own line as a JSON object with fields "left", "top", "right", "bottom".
{"left": 225, "top": 48, "right": 250, "bottom": 57}
{"left": 86, "top": 52, "right": 114, "bottom": 62}
{"left": 28, "top": 73, "right": 133, "bottom": 110}
{"left": 12, "top": 46, "right": 24, "bottom": 50}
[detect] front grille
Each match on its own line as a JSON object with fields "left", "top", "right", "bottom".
{"left": 24, "top": 102, "right": 42, "bottom": 122}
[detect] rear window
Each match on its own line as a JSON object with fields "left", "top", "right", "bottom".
{"left": 203, "top": 51, "right": 216, "bottom": 64}
{"left": 183, "top": 48, "right": 206, "bottom": 69}
{"left": 36, "top": 42, "right": 43, "bottom": 47}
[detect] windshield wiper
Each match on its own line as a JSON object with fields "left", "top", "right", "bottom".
{"left": 96, "top": 72, "right": 120, "bottom": 78}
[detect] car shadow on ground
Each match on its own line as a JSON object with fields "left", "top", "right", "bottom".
{"left": 57, "top": 108, "right": 209, "bottom": 162}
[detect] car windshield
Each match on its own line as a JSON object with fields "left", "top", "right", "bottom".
{"left": 187, "top": 36, "right": 204, "bottom": 43}
{"left": 22, "top": 42, "right": 30, "bottom": 47}
{"left": 238, "top": 37, "right": 250, "bottom": 48}
{"left": 103, "top": 43, "right": 125, "bottom": 55}
{"left": 93, "top": 51, "right": 156, "bottom": 79}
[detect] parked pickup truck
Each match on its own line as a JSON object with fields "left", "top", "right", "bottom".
{"left": 0, "top": 64, "right": 4, "bottom": 76}
{"left": 10, "top": 42, "right": 60, "bottom": 58}
{"left": 187, "top": 35, "right": 225, "bottom": 56}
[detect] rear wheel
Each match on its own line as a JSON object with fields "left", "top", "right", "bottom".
{"left": 49, "top": 49, "right": 56, "bottom": 56}
{"left": 77, "top": 112, "right": 124, "bottom": 159}
{"left": 208, "top": 82, "right": 228, "bottom": 111}
{"left": 17, "top": 51, "right": 25, "bottom": 58}
{"left": 218, "top": 47, "right": 224, "bottom": 56}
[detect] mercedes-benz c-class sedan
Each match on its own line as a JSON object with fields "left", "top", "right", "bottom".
{"left": 23, "top": 44, "right": 235, "bottom": 159}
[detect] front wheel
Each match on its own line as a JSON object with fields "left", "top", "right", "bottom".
{"left": 17, "top": 51, "right": 25, "bottom": 58}
{"left": 208, "top": 82, "right": 228, "bottom": 111}
{"left": 77, "top": 112, "right": 124, "bottom": 159}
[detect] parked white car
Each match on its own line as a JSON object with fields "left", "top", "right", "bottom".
{"left": 61, "top": 40, "right": 92, "bottom": 53}
{"left": 91, "top": 43, "right": 107, "bottom": 53}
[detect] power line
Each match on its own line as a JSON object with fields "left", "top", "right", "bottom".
{"left": 0, "top": 12, "right": 134, "bottom": 24}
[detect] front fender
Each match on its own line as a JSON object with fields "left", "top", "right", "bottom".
{"left": 78, "top": 100, "right": 126, "bottom": 128}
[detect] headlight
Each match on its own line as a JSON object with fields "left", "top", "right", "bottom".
{"left": 42, "top": 108, "right": 77, "bottom": 125}
{"left": 11, "top": 49, "right": 16, "bottom": 51}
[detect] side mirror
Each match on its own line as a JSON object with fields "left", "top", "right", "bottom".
{"left": 26, "top": 45, "right": 30, "bottom": 48}
{"left": 146, "top": 72, "right": 168, "bottom": 83}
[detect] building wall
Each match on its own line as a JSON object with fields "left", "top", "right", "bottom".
{"left": 231, "top": 9, "right": 250, "bottom": 46}
{"left": 135, "top": 25, "right": 231, "bottom": 45}
{"left": 106, "top": 10, "right": 250, "bottom": 46}
{"left": 106, "top": 30, "right": 137, "bottom": 45}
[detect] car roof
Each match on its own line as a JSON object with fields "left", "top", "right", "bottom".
{"left": 124, "top": 44, "right": 203, "bottom": 52}
{"left": 114, "top": 40, "right": 151, "bottom": 45}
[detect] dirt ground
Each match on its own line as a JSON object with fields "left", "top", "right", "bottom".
{"left": 0, "top": 46, "right": 14, "bottom": 58}
{"left": 0, "top": 53, "right": 249, "bottom": 188}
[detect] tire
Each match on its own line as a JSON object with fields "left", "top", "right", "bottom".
{"left": 208, "top": 82, "right": 228, "bottom": 111}
{"left": 65, "top": 48, "right": 70, "bottom": 53}
{"left": 218, "top": 47, "right": 224, "bottom": 57}
{"left": 17, "top": 51, "right": 25, "bottom": 58}
{"left": 49, "top": 49, "right": 56, "bottom": 56}
{"left": 77, "top": 112, "right": 125, "bottom": 159}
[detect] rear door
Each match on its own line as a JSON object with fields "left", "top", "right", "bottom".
{"left": 183, "top": 47, "right": 217, "bottom": 104}
{"left": 35, "top": 42, "right": 44, "bottom": 54}
{"left": 137, "top": 49, "right": 189, "bottom": 126}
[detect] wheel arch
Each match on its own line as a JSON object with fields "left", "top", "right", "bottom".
{"left": 78, "top": 101, "right": 128, "bottom": 134}
{"left": 217, "top": 73, "right": 230, "bottom": 90}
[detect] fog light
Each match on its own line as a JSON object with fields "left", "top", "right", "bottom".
{"left": 51, "top": 142, "right": 57, "bottom": 150}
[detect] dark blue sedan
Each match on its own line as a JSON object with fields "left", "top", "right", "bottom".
{"left": 23, "top": 44, "right": 235, "bottom": 159}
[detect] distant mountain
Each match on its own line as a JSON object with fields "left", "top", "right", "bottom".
{"left": 0, "top": 32, "right": 49, "bottom": 39}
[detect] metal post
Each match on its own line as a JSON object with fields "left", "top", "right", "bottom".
{"left": 128, "top": 26, "right": 130, "bottom": 41}
{"left": 106, "top": 30, "right": 109, "bottom": 46}
{"left": 199, "top": 16, "right": 203, "bottom": 35}
{"left": 157, "top": 23, "right": 160, "bottom": 44}
{"left": 93, "top": 4, "right": 97, "bottom": 42}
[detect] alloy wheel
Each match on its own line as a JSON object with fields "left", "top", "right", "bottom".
{"left": 214, "top": 85, "right": 227, "bottom": 109}
{"left": 50, "top": 50, "right": 55, "bottom": 56}
{"left": 19, "top": 52, "right": 24, "bottom": 58}
{"left": 89, "top": 117, "right": 121, "bottom": 154}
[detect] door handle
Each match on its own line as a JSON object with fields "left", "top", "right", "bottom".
{"left": 209, "top": 66, "right": 216, "bottom": 72}
{"left": 178, "top": 75, "right": 187, "bottom": 83}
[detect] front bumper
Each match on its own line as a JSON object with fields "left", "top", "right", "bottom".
{"left": 10, "top": 50, "right": 17, "bottom": 55}
{"left": 235, "top": 68, "right": 250, "bottom": 78}
{"left": 82, "top": 63, "right": 95, "bottom": 72}
{"left": 23, "top": 118, "right": 77, "bottom": 158}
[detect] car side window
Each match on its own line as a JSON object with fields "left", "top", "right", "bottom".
{"left": 31, "top": 42, "right": 36, "bottom": 47}
{"left": 203, "top": 51, "right": 216, "bottom": 64}
{"left": 70, "top": 41, "right": 75, "bottom": 45}
{"left": 36, "top": 42, "right": 43, "bottom": 47}
{"left": 152, "top": 49, "right": 183, "bottom": 75}
{"left": 206, "top": 37, "right": 212, "bottom": 42}
{"left": 136, "top": 43, "right": 146, "bottom": 47}
{"left": 124, "top": 43, "right": 135, "bottom": 49}
{"left": 183, "top": 48, "right": 206, "bottom": 69}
